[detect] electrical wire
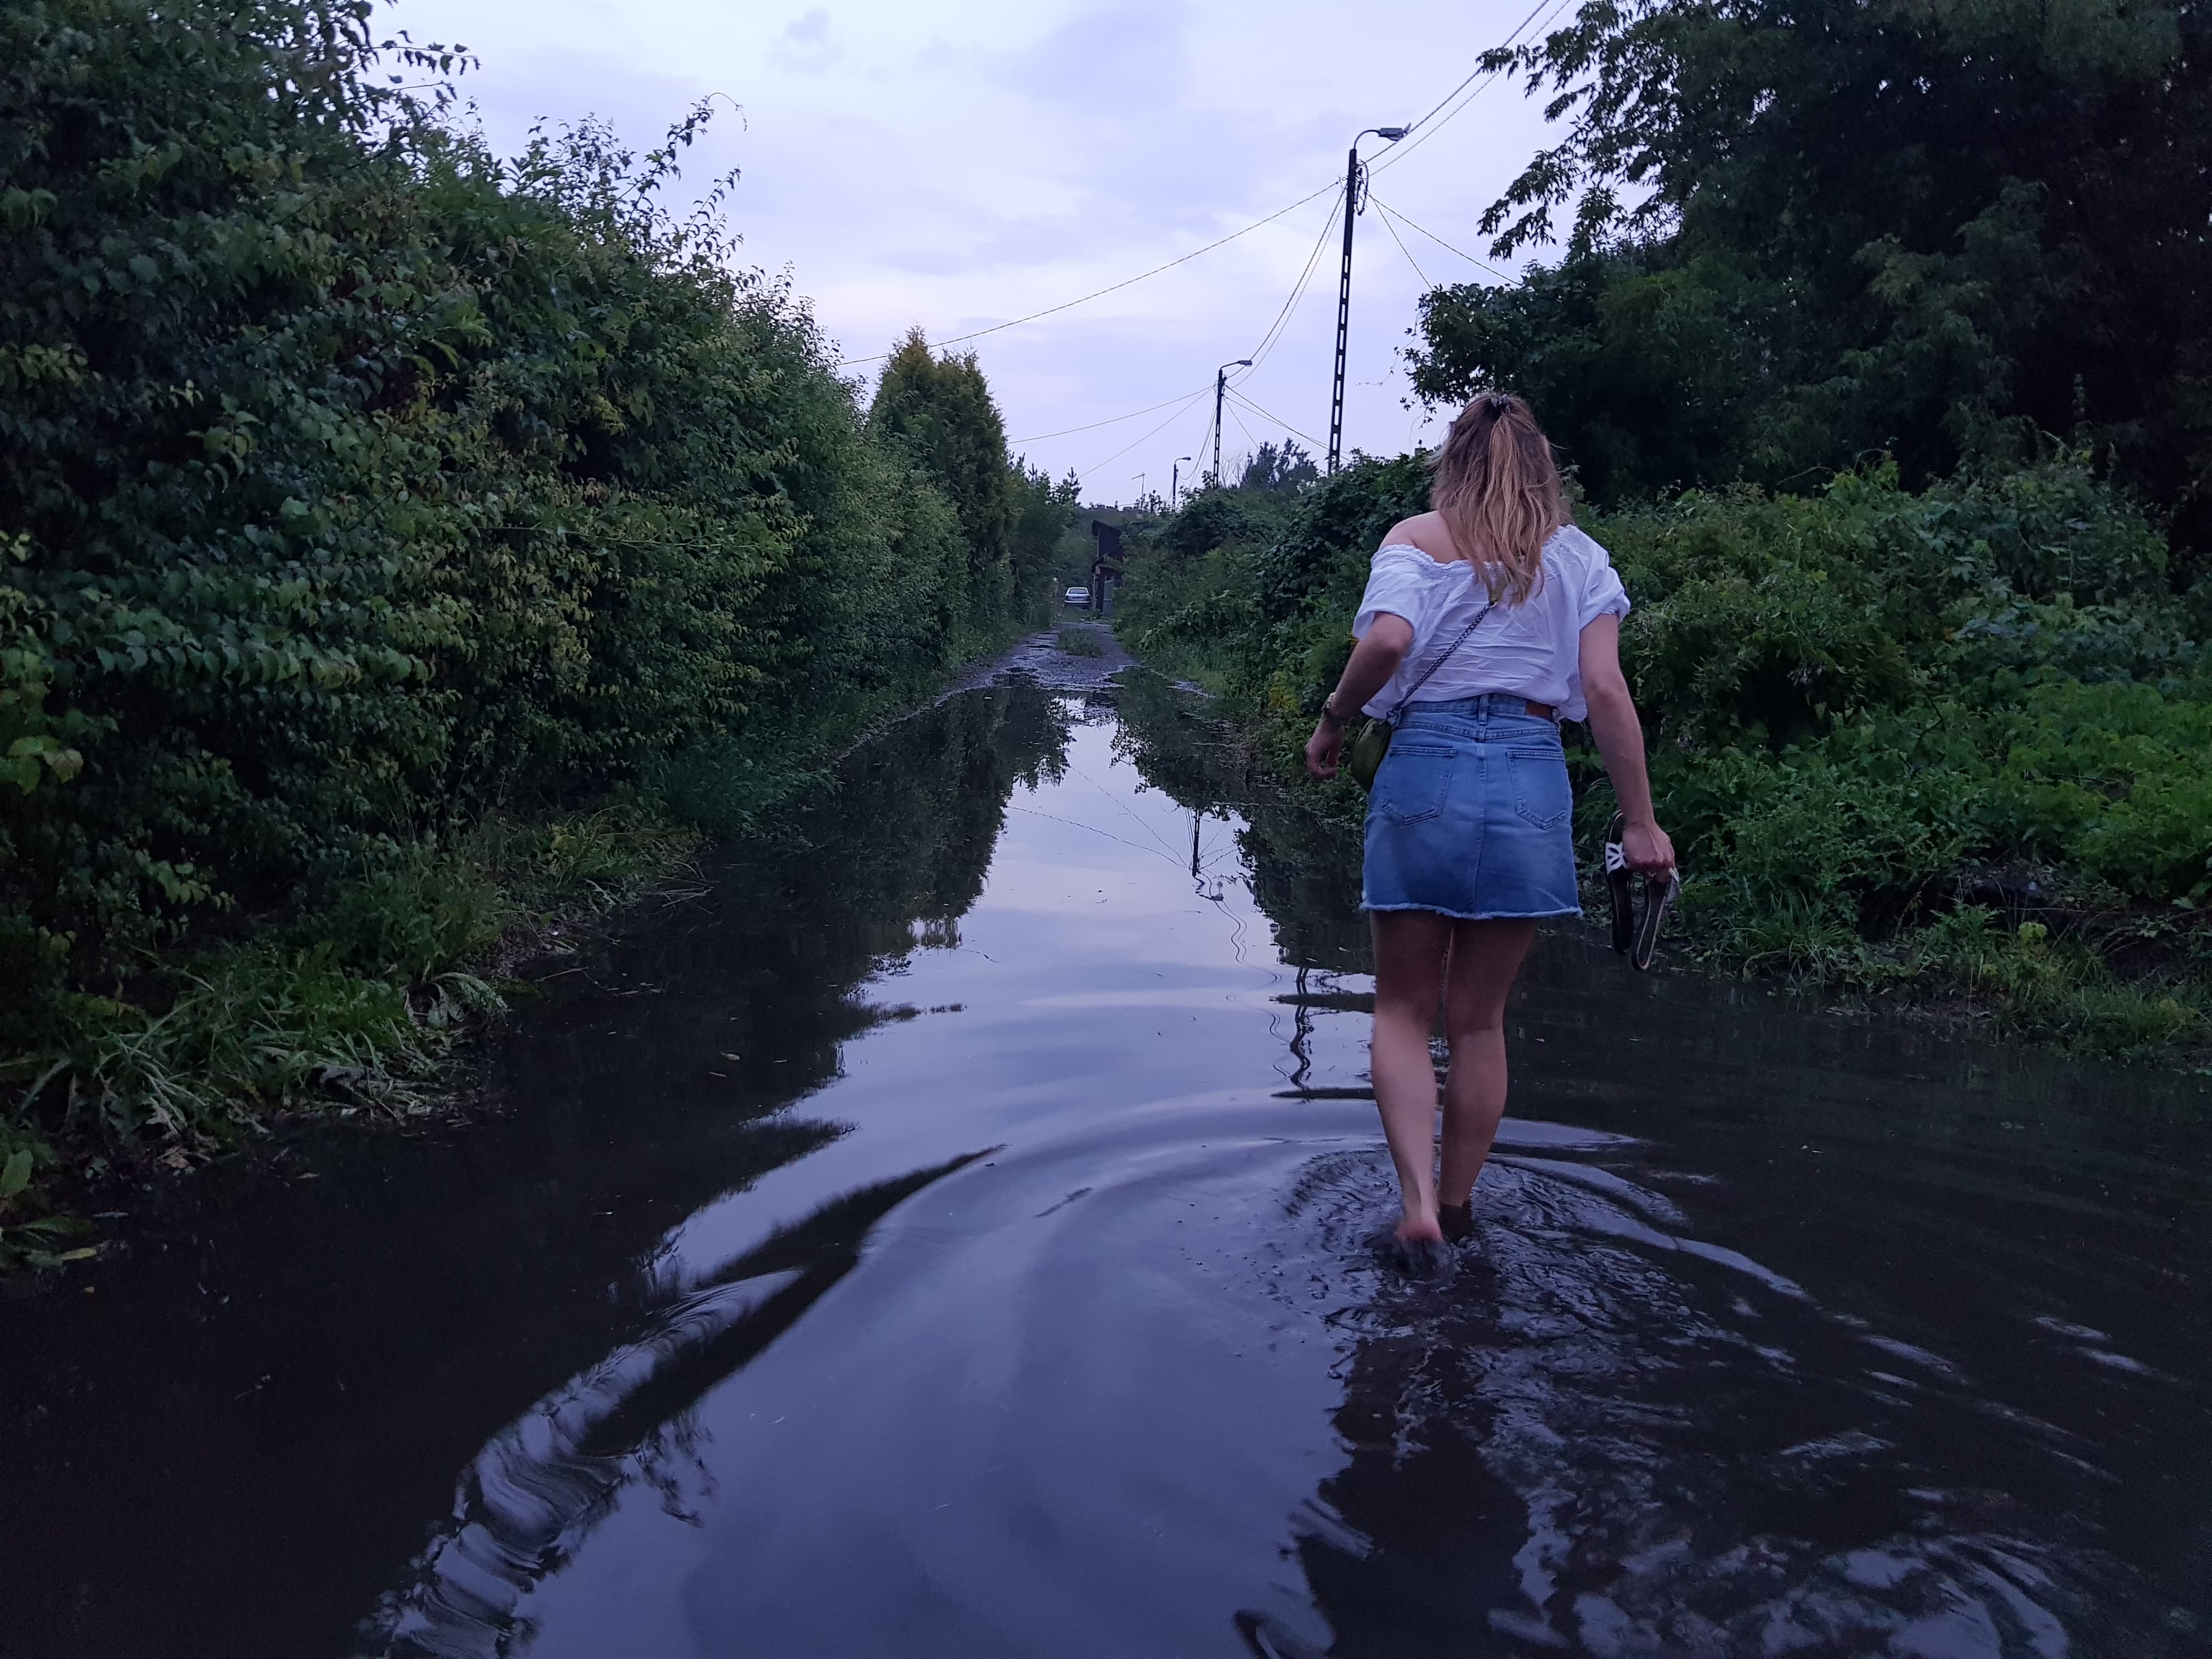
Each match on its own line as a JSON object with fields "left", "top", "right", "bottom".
{"left": 1237, "top": 189, "right": 1344, "bottom": 375}
{"left": 943, "top": 13, "right": 1572, "bottom": 480}
{"left": 1008, "top": 385, "right": 1214, "bottom": 445}
{"left": 833, "top": 7, "right": 1562, "bottom": 373}
{"left": 1370, "top": 0, "right": 1576, "bottom": 178}
{"left": 1079, "top": 386, "right": 1214, "bottom": 478}
{"left": 834, "top": 182, "right": 1341, "bottom": 367}
{"left": 1227, "top": 387, "right": 1325, "bottom": 450}
{"left": 1369, "top": 196, "right": 1513, "bottom": 281}
{"left": 1224, "top": 400, "right": 1263, "bottom": 473}
{"left": 992, "top": 186, "right": 1339, "bottom": 478}
{"left": 1394, "top": 0, "right": 1553, "bottom": 137}
{"left": 1373, "top": 200, "right": 1434, "bottom": 286}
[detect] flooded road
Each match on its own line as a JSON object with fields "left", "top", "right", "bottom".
{"left": 5, "top": 642, "right": 2209, "bottom": 1657}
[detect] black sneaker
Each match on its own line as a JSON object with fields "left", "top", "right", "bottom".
{"left": 1604, "top": 811, "right": 1679, "bottom": 971}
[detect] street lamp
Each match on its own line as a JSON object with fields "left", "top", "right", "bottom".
{"left": 1214, "top": 359, "right": 1252, "bottom": 486}
{"left": 1171, "top": 456, "right": 1193, "bottom": 510}
{"left": 1328, "top": 125, "right": 1408, "bottom": 473}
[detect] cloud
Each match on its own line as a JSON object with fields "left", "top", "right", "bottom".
{"left": 391, "top": 0, "right": 1565, "bottom": 497}
{"left": 770, "top": 8, "right": 840, "bottom": 74}
{"left": 986, "top": 4, "right": 1189, "bottom": 111}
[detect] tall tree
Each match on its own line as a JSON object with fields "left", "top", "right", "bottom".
{"left": 870, "top": 330, "right": 1014, "bottom": 622}
{"left": 1238, "top": 441, "right": 1321, "bottom": 495}
{"left": 1409, "top": 0, "right": 2212, "bottom": 555}
{"left": 1007, "top": 461, "right": 1080, "bottom": 619}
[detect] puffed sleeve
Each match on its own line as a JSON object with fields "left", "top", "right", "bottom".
{"left": 1575, "top": 532, "right": 1631, "bottom": 628}
{"left": 1353, "top": 548, "right": 1439, "bottom": 639}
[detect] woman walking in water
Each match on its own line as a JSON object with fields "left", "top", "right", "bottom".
{"left": 1304, "top": 393, "right": 1674, "bottom": 1271}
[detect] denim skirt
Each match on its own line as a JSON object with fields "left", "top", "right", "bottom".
{"left": 1362, "top": 695, "right": 1581, "bottom": 921}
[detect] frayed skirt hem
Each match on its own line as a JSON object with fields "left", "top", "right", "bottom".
{"left": 1359, "top": 902, "right": 1582, "bottom": 922}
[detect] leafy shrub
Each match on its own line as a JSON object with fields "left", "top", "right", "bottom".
{"left": 1121, "top": 451, "right": 2212, "bottom": 1060}
{"left": 0, "top": 0, "right": 1058, "bottom": 1210}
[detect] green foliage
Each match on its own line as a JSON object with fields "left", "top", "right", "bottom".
{"left": 872, "top": 330, "right": 1023, "bottom": 624}
{"left": 1009, "top": 461, "right": 1083, "bottom": 623}
{"left": 1412, "top": 252, "right": 1781, "bottom": 501}
{"left": 1121, "top": 453, "right": 2212, "bottom": 1062}
{"left": 1237, "top": 441, "right": 1321, "bottom": 495}
{"left": 1413, "top": 0, "right": 2212, "bottom": 547}
{"left": 0, "top": 0, "right": 1039, "bottom": 1227}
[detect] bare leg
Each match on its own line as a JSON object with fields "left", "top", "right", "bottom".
{"left": 1369, "top": 910, "right": 1453, "bottom": 1244}
{"left": 1437, "top": 917, "right": 1537, "bottom": 1208}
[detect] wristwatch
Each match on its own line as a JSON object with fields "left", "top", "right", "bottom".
{"left": 1318, "top": 696, "right": 1348, "bottom": 728}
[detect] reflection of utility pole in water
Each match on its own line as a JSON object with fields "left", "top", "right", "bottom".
{"left": 1190, "top": 809, "right": 1201, "bottom": 879}
{"left": 1289, "top": 966, "right": 1314, "bottom": 1091}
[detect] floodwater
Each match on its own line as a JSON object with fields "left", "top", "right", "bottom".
{"left": 5, "top": 639, "right": 2209, "bottom": 1658}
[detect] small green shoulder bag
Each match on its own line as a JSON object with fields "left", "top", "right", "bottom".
{"left": 1345, "top": 602, "right": 1494, "bottom": 791}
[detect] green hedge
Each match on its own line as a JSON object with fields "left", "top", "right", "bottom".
{"left": 0, "top": 0, "right": 1051, "bottom": 1216}
{"left": 1120, "top": 458, "right": 2212, "bottom": 1061}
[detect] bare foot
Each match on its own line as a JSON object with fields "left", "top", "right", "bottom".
{"left": 1395, "top": 1212, "right": 1443, "bottom": 1246}
{"left": 1370, "top": 1212, "right": 1451, "bottom": 1278}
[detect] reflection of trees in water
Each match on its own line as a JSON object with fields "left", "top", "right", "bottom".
{"left": 1111, "top": 670, "right": 1367, "bottom": 973}
{"left": 783, "top": 680, "right": 1074, "bottom": 940}
{"left": 353, "top": 685, "right": 1075, "bottom": 1657}
{"left": 1111, "top": 677, "right": 2207, "bottom": 1655}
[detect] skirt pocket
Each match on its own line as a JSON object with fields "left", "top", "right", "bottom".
{"left": 1507, "top": 746, "right": 1571, "bottom": 829}
{"left": 1376, "top": 742, "right": 1454, "bottom": 825}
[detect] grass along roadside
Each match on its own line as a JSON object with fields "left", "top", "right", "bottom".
{"left": 0, "top": 617, "right": 1059, "bottom": 1275}
{"left": 0, "top": 802, "right": 698, "bottom": 1273}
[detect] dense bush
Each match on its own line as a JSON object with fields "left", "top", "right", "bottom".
{"left": 0, "top": 0, "right": 1065, "bottom": 1226}
{"left": 1119, "top": 456, "right": 2212, "bottom": 1061}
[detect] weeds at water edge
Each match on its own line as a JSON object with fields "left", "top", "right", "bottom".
{"left": 0, "top": 803, "right": 698, "bottom": 1268}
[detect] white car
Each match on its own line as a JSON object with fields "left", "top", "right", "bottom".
{"left": 1064, "top": 586, "right": 1090, "bottom": 605}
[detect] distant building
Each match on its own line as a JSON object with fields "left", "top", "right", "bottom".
{"left": 1089, "top": 522, "right": 1124, "bottom": 615}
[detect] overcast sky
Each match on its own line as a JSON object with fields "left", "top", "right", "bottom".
{"left": 394, "top": 0, "right": 1570, "bottom": 504}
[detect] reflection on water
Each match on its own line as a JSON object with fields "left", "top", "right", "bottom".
{"left": 3, "top": 658, "right": 2208, "bottom": 1659}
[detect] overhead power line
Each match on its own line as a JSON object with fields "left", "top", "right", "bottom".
{"left": 1369, "top": 196, "right": 1513, "bottom": 281}
{"left": 1394, "top": 0, "right": 1554, "bottom": 137}
{"left": 837, "top": 4, "right": 1567, "bottom": 375}
{"left": 1080, "top": 386, "right": 1214, "bottom": 477}
{"left": 1008, "top": 385, "right": 1212, "bottom": 445}
{"left": 1011, "top": 182, "right": 1342, "bottom": 466}
{"left": 835, "top": 183, "right": 1340, "bottom": 368}
{"left": 1227, "top": 388, "right": 1325, "bottom": 450}
{"left": 1370, "top": 0, "right": 1576, "bottom": 179}
{"left": 1373, "top": 202, "right": 1434, "bottom": 287}
{"left": 1224, "top": 401, "right": 1263, "bottom": 467}
{"left": 1242, "top": 189, "right": 1345, "bottom": 375}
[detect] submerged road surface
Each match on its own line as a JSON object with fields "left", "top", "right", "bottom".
{"left": 5, "top": 636, "right": 2209, "bottom": 1657}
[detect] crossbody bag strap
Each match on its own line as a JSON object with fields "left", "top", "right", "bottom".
{"left": 1387, "top": 600, "right": 1495, "bottom": 723}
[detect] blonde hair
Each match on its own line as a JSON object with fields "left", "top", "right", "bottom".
{"left": 1430, "top": 392, "right": 1567, "bottom": 605}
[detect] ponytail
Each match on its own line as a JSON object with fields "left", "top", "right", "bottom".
{"left": 1429, "top": 392, "right": 1566, "bottom": 605}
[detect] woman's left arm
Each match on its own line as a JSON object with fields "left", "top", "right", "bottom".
{"left": 1577, "top": 613, "right": 1675, "bottom": 873}
{"left": 1304, "top": 614, "right": 1413, "bottom": 779}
